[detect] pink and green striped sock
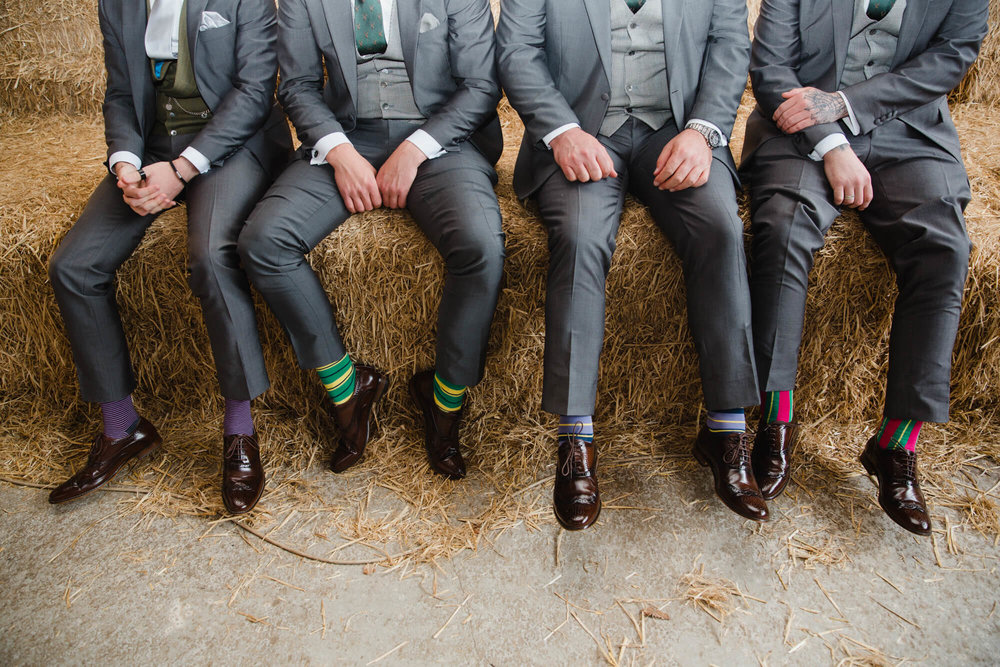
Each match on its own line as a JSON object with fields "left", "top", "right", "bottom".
{"left": 876, "top": 418, "right": 921, "bottom": 453}
{"left": 761, "top": 390, "right": 793, "bottom": 423}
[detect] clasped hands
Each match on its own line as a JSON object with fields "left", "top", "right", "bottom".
{"left": 327, "top": 140, "right": 427, "bottom": 213}
{"left": 116, "top": 158, "right": 199, "bottom": 216}
{"left": 549, "top": 126, "right": 712, "bottom": 191}
{"left": 773, "top": 86, "right": 872, "bottom": 210}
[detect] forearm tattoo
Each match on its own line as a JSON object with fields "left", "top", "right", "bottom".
{"left": 805, "top": 90, "right": 848, "bottom": 124}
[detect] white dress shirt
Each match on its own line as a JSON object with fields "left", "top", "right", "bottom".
{"left": 109, "top": 0, "right": 212, "bottom": 176}
{"left": 311, "top": 0, "right": 445, "bottom": 166}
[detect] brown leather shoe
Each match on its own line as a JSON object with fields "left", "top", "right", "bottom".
{"left": 554, "top": 437, "right": 601, "bottom": 530}
{"left": 692, "top": 427, "right": 769, "bottom": 522}
{"left": 48, "top": 418, "right": 162, "bottom": 504}
{"left": 222, "top": 433, "right": 265, "bottom": 515}
{"left": 860, "top": 437, "right": 931, "bottom": 536}
{"left": 409, "top": 370, "right": 466, "bottom": 479}
{"left": 327, "top": 364, "right": 389, "bottom": 473}
{"left": 751, "top": 421, "right": 799, "bottom": 500}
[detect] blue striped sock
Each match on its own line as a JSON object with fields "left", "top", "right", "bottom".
{"left": 706, "top": 408, "right": 746, "bottom": 433}
{"left": 558, "top": 415, "right": 594, "bottom": 443}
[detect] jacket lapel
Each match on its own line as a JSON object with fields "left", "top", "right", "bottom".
{"left": 830, "top": 0, "right": 854, "bottom": 83}
{"left": 583, "top": 0, "right": 612, "bottom": 85}
{"left": 396, "top": 0, "right": 418, "bottom": 82}
{"left": 661, "top": 0, "right": 684, "bottom": 112}
{"left": 320, "top": 0, "right": 358, "bottom": 105}
{"left": 893, "top": 0, "right": 926, "bottom": 67}
{"left": 122, "top": 0, "right": 155, "bottom": 134}
{"left": 186, "top": 0, "right": 209, "bottom": 60}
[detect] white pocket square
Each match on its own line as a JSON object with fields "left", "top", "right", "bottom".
{"left": 199, "top": 11, "right": 231, "bottom": 31}
{"left": 418, "top": 12, "right": 441, "bottom": 33}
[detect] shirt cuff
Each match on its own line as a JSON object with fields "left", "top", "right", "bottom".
{"left": 108, "top": 151, "right": 142, "bottom": 175}
{"left": 542, "top": 123, "right": 580, "bottom": 149}
{"left": 837, "top": 91, "right": 860, "bottom": 135}
{"left": 685, "top": 119, "right": 729, "bottom": 147}
{"left": 311, "top": 132, "right": 351, "bottom": 165}
{"left": 180, "top": 147, "right": 211, "bottom": 174}
{"left": 406, "top": 129, "right": 447, "bottom": 160}
{"left": 808, "top": 132, "right": 850, "bottom": 161}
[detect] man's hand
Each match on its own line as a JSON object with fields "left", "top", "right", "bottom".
{"left": 549, "top": 127, "right": 617, "bottom": 183}
{"left": 326, "top": 143, "right": 381, "bottom": 213}
{"left": 773, "top": 87, "right": 848, "bottom": 134}
{"left": 376, "top": 140, "right": 427, "bottom": 209}
{"left": 116, "top": 162, "right": 173, "bottom": 216}
{"left": 652, "top": 129, "right": 712, "bottom": 191}
{"left": 823, "top": 144, "right": 873, "bottom": 210}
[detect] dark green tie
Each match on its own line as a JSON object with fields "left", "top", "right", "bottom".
{"left": 866, "top": 0, "right": 896, "bottom": 21}
{"left": 625, "top": 0, "right": 645, "bottom": 13}
{"left": 355, "top": 0, "right": 388, "bottom": 56}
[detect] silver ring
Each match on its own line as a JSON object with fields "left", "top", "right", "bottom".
{"left": 844, "top": 195, "right": 855, "bottom": 201}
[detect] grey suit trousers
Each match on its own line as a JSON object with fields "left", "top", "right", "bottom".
{"left": 536, "top": 118, "right": 759, "bottom": 415}
{"left": 238, "top": 119, "right": 505, "bottom": 386}
{"left": 747, "top": 122, "right": 972, "bottom": 423}
{"left": 48, "top": 133, "right": 275, "bottom": 403}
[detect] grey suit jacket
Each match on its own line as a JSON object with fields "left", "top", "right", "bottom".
{"left": 99, "top": 0, "right": 291, "bottom": 174}
{"left": 495, "top": 0, "right": 750, "bottom": 200}
{"left": 277, "top": 0, "right": 503, "bottom": 164}
{"left": 743, "top": 0, "right": 989, "bottom": 165}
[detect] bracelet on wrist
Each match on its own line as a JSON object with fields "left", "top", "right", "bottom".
{"left": 170, "top": 160, "right": 189, "bottom": 187}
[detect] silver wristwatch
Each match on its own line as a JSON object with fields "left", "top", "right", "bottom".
{"left": 686, "top": 121, "right": 723, "bottom": 149}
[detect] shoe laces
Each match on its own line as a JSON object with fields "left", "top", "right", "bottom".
{"left": 560, "top": 439, "right": 590, "bottom": 478}
{"left": 722, "top": 433, "right": 752, "bottom": 469}
{"left": 225, "top": 435, "right": 254, "bottom": 461}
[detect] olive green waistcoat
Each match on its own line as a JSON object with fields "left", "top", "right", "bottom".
{"left": 149, "top": 0, "right": 212, "bottom": 137}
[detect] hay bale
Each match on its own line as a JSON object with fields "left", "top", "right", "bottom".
{"left": 951, "top": 1, "right": 1000, "bottom": 105}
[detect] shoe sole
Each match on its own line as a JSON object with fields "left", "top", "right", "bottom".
{"left": 691, "top": 444, "right": 770, "bottom": 522}
{"left": 858, "top": 449, "right": 931, "bottom": 536}
{"left": 408, "top": 376, "right": 465, "bottom": 480}
{"left": 49, "top": 438, "right": 162, "bottom": 505}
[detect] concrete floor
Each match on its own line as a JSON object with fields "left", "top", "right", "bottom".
{"left": 2, "top": 465, "right": 999, "bottom": 666}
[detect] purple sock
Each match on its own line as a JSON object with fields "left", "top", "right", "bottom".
{"left": 223, "top": 399, "right": 254, "bottom": 436}
{"left": 100, "top": 396, "right": 140, "bottom": 440}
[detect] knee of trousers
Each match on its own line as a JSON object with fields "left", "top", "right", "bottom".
{"left": 547, "top": 225, "right": 616, "bottom": 279}
{"left": 442, "top": 234, "right": 506, "bottom": 289}
{"left": 896, "top": 233, "right": 971, "bottom": 299}
{"left": 48, "top": 242, "right": 105, "bottom": 298}
{"left": 237, "top": 216, "right": 302, "bottom": 278}
{"left": 186, "top": 242, "right": 239, "bottom": 297}
{"left": 678, "top": 216, "right": 746, "bottom": 269}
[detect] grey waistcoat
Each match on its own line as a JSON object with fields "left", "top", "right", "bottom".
{"left": 840, "top": 0, "right": 907, "bottom": 87}
{"left": 355, "top": 1, "right": 424, "bottom": 121}
{"left": 600, "top": 0, "right": 672, "bottom": 138}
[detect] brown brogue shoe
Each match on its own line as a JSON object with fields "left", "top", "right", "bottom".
{"left": 693, "top": 427, "right": 769, "bottom": 522}
{"left": 751, "top": 421, "right": 799, "bottom": 500}
{"left": 328, "top": 364, "right": 389, "bottom": 473}
{"left": 409, "top": 370, "right": 466, "bottom": 479}
{"left": 860, "top": 437, "right": 931, "bottom": 536}
{"left": 49, "top": 417, "right": 162, "bottom": 504}
{"left": 222, "top": 433, "right": 265, "bottom": 515}
{"left": 553, "top": 437, "right": 601, "bottom": 530}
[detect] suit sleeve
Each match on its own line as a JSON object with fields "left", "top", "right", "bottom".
{"left": 686, "top": 0, "right": 750, "bottom": 140}
{"left": 418, "top": 0, "right": 503, "bottom": 152}
{"left": 276, "top": 0, "right": 346, "bottom": 149}
{"left": 841, "top": 0, "right": 988, "bottom": 134}
{"left": 186, "top": 0, "right": 280, "bottom": 165}
{"left": 495, "top": 0, "right": 581, "bottom": 146}
{"left": 100, "top": 0, "right": 145, "bottom": 165}
{"left": 750, "top": 0, "right": 841, "bottom": 156}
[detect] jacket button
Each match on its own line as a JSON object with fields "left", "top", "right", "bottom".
{"left": 601, "top": 93, "right": 609, "bottom": 101}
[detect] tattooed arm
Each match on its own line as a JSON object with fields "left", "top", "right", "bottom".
{"left": 772, "top": 87, "right": 847, "bottom": 134}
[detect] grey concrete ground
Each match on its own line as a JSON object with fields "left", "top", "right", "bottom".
{"left": 2, "top": 463, "right": 999, "bottom": 666}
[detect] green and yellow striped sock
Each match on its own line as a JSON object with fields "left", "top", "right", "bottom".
{"left": 433, "top": 372, "right": 467, "bottom": 413}
{"left": 317, "top": 354, "right": 356, "bottom": 406}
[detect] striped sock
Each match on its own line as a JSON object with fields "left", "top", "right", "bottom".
{"left": 761, "top": 390, "right": 794, "bottom": 423}
{"left": 558, "top": 415, "right": 594, "bottom": 443}
{"left": 876, "top": 418, "right": 922, "bottom": 452}
{"left": 100, "top": 395, "right": 140, "bottom": 440}
{"left": 433, "top": 372, "right": 467, "bottom": 413}
{"left": 223, "top": 399, "right": 254, "bottom": 436}
{"left": 317, "top": 354, "right": 356, "bottom": 406}
{"left": 706, "top": 408, "right": 746, "bottom": 433}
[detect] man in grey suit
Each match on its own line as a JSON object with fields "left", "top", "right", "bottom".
{"left": 743, "top": 0, "right": 988, "bottom": 535}
{"left": 239, "top": 0, "right": 505, "bottom": 480}
{"left": 47, "top": 0, "right": 292, "bottom": 513}
{"left": 497, "top": 0, "right": 765, "bottom": 530}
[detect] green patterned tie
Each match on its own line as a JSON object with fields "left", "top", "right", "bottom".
{"left": 866, "top": 0, "right": 896, "bottom": 21}
{"left": 355, "top": 0, "right": 388, "bottom": 56}
{"left": 625, "top": 0, "right": 646, "bottom": 13}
